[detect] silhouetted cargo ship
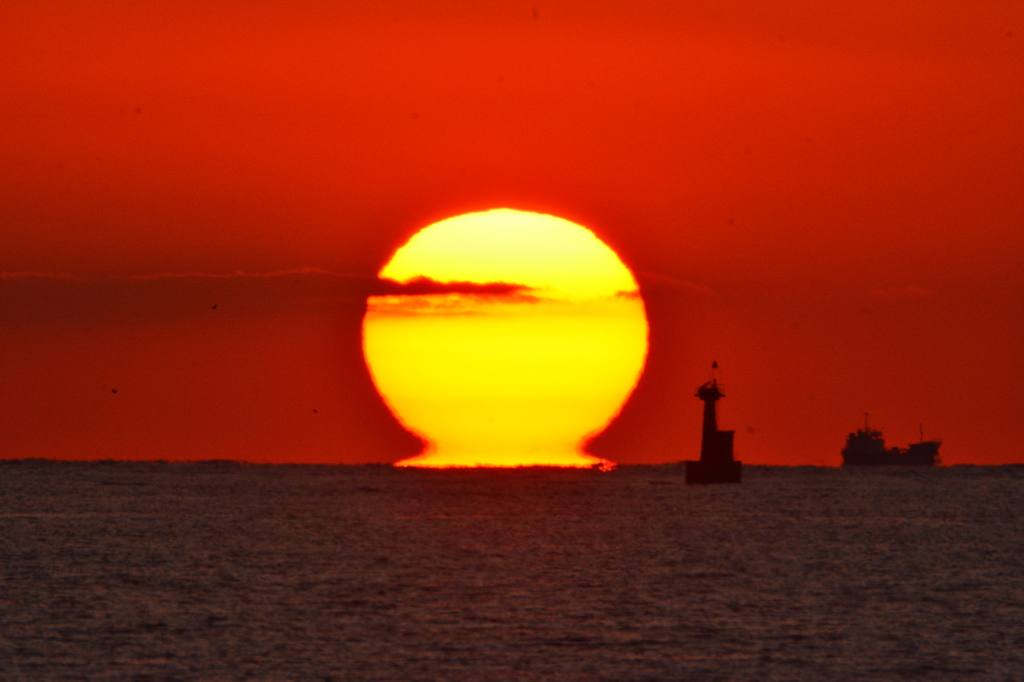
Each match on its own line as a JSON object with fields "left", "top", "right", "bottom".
{"left": 685, "top": 377, "right": 742, "bottom": 484}
{"left": 842, "top": 416, "right": 940, "bottom": 466}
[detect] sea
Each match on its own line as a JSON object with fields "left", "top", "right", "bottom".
{"left": 1, "top": 461, "right": 1022, "bottom": 681}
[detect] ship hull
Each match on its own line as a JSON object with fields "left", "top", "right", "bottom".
{"left": 685, "top": 459, "right": 742, "bottom": 484}
{"left": 842, "top": 441, "right": 940, "bottom": 466}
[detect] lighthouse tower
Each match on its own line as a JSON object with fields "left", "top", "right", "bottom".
{"left": 685, "top": 373, "right": 743, "bottom": 484}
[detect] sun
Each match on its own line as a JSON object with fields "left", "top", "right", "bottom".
{"left": 362, "top": 208, "right": 648, "bottom": 468}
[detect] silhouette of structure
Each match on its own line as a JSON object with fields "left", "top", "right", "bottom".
{"left": 685, "top": 378, "right": 742, "bottom": 484}
{"left": 842, "top": 414, "right": 940, "bottom": 465}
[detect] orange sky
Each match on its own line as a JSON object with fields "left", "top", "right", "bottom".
{"left": 1, "top": 1, "right": 1021, "bottom": 465}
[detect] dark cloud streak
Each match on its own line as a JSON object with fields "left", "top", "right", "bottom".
{"left": 370, "top": 276, "right": 528, "bottom": 297}
{"left": 0, "top": 269, "right": 535, "bottom": 328}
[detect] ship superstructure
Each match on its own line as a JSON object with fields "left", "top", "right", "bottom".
{"left": 842, "top": 416, "right": 940, "bottom": 466}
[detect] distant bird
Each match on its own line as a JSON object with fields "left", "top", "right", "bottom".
{"left": 112, "top": 389, "right": 117, "bottom": 394}
{"left": 312, "top": 408, "right": 319, "bottom": 414}
{"left": 211, "top": 304, "right": 218, "bottom": 310}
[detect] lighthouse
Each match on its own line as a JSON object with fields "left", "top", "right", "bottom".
{"left": 685, "top": 375, "right": 743, "bottom": 484}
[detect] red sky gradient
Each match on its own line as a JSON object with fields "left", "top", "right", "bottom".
{"left": 2, "top": 1, "right": 1021, "bottom": 465}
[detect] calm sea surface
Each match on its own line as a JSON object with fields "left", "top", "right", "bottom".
{"left": 1, "top": 461, "right": 1022, "bottom": 681}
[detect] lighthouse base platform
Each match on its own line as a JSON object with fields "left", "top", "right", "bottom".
{"left": 685, "top": 459, "right": 743, "bottom": 485}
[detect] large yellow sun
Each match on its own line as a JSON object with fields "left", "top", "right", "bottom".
{"left": 362, "top": 208, "right": 648, "bottom": 468}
